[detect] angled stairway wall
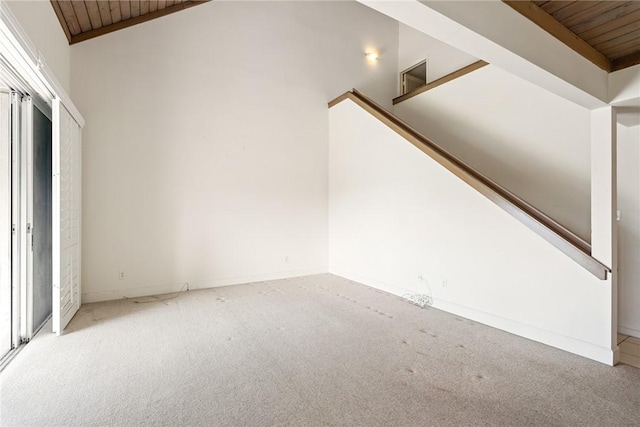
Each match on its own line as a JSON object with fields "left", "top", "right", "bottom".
{"left": 393, "top": 64, "right": 592, "bottom": 243}
{"left": 328, "top": 95, "right": 616, "bottom": 365}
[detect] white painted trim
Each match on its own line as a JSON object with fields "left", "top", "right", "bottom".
{"left": 77, "top": 128, "right": 81, "bottom": 305}
{"left": 9, "top": 92, "right": 20, "bottom": 348}
{"left": 331, "top": 268, "right": 617, "bottom": 366}
{"left": 0, "top": 1, "right": 83, "bottom": 127}
{"left": 19, "top": 95, "right": 32, "bottom": 339}
{"left": 81, "top": 268, "right": 330, "bottom": 303}
{"left": 51, "top": 97, "right": 60, "bottom": 334}
{"left": 0, "top": 89, "right": 12, "bottom": 358}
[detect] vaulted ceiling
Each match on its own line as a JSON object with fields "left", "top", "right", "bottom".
{"left": 51, "top": 1, "right": 640, "bottom": 73}
{"left": 505, "top": 1, "right": 640, "bottom": 72}
{"left": 50, "top": 1, "right": 209, "bottom": 45}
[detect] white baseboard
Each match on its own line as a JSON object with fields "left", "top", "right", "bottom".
{"left": 81, "top": 267, "right": 329, "bottom": 303}
{"left": 330, "top": 268, "right": 616, "bottom": 366}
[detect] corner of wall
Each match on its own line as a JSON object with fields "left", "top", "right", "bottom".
{"left": 5, "top": 0, "right": 71, "bottom": 94}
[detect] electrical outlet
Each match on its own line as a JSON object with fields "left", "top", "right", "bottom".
{"left": 118, "top": 271, "right": 125, "bottom": 280}
{"left": 442, "top": 279, "right": 448, "bottom": 288}
{"left": 285, "top": 256, "right": 290, "bottom": 263}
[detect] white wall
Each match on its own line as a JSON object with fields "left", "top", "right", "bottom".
{"left": 360, "top": 0, "right": 607, "bottom": 109}
{"left": 71, "top": 1, "right": 399, "bottom": 302}
{"left": 394, "top": 65, "right": 592, "bottom": 241}
{"left": 618, "top": 124, "right": 640, "bottom": 337}
{"left": 610, "top": 64, "right": 640, "bottom": 107}
{"left": 6, "top": 0, "right": 70, "bottom": 94}
{"left": 398, "top": 23, "right": 476, "bottom": 94}
{"left": 329, "top": 98, "right": 615, "bottom": 364}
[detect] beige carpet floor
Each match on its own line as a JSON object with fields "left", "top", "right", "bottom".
{"left": 1, "top": 273, "right": 639, "bottom": 426}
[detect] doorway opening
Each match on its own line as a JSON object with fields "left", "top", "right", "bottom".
{"left": 401, "top": 60, "right": 428, "bottom": 95}
{"left": 0, "top": 88, "right": 53, "bottom": 367}
{"left": 0, "top": 4, "right": 84, "bottom": 369}
{"left": 31, "top": 103, "right": 52, "bottom": 333}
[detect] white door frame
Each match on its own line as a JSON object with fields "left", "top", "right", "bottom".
{"left": 10, "top": 91, "right": 21, "bottom": 348}
{"left": 0, "top": 88, "right": 13, "bottom": 360}
{"left": 20, "top": 95, "right": 33, "bottom": 340}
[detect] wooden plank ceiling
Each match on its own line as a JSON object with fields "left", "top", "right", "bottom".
{"left": 51, "top": 1, "right": 640, "bottom": 71}
{"left": 505, "top": 1, "right": 640, "bottom": 72}
{"left": 50, "top": 1, "right": 209, "bottom": 45}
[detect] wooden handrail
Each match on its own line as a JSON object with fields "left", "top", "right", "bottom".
{"left": 393, "top": 60, "right": 489, "bottom": 105}
{"left": 329, "top": 89, "right": 609, "bottom": 280}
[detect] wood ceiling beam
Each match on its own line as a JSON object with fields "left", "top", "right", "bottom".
{"left": 504, "top": 0, "right": 612, "bottom": 72}
{"left": 66, "top": 0, "right": 210, "bottom": 45}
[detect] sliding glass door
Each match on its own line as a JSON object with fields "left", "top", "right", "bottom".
{"left": 31, "top": 103, "right": 52, "bottom": 333}
{"left": 0, "top": 89, "right": 11, "bottom": 359}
